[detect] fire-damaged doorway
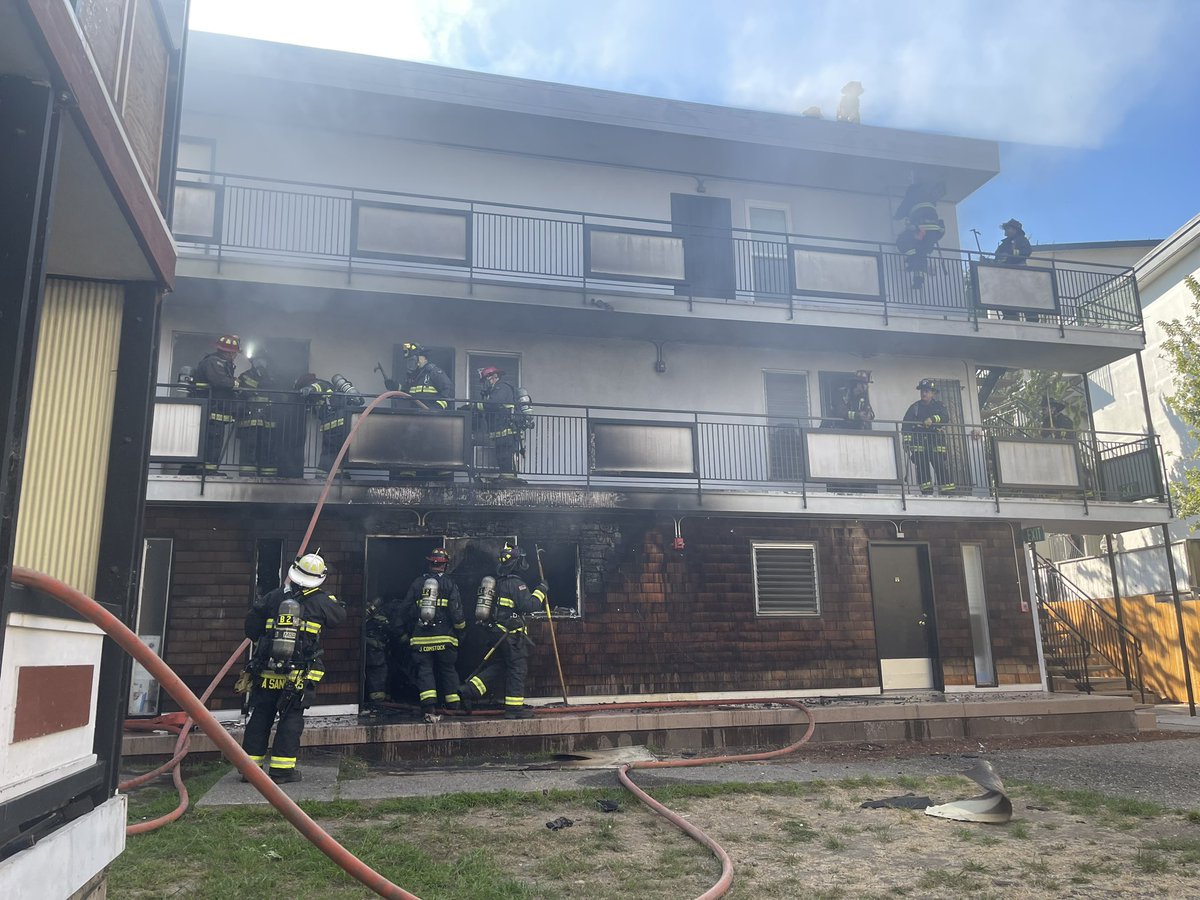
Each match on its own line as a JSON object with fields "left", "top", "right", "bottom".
{"left": 362, "top": 534, "right": 514, "bottom": 707}
{"left": 868, "top": 543, "right": 941, "bottom": 691}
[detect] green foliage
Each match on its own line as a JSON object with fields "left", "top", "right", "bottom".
{"left": 1160, "top": 276, "right": 1200, "bottom": 520}
{"left": 983, "top": 369, "right": 1088, "bottom": 431}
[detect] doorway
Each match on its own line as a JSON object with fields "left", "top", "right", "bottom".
{"left": 868, "top": 543, "right": 940, "bottom": 690}
{"left": 364, "top": 535, "right": 442, "bottom": 704}
{"left": 671, "top": 193, "right": 735, "bottom": 299}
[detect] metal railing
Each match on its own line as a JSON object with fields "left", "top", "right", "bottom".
{"left": 1037, "top": 601, "right": 1093, "bottom": 694}
{"left": 1033, "top": 550, "right": 1146, "bottom": 701}
{"left": 172, "top": 170, "right": 1142, "bottom": 332}
{"left": 149, "top": 388, "right": 1168, "bottom": 510}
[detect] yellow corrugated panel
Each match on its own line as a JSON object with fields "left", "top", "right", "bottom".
{"left": 13, "top": 278, "right": 124, "bottom": 596}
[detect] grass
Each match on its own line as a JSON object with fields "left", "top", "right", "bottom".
{"left": 111, "top": 768, "right": 1197, "bottom": 900}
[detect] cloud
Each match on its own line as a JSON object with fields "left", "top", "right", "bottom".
{"left": 190, "top": 0, "right": 1193, "bottom": 147}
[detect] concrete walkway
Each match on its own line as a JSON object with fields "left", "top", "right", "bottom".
{"left": 199, "top": 732, "right": 1200, "bottom": 812}
{"left": 1155, "top": 702, "right": 1200, "bottom": 733}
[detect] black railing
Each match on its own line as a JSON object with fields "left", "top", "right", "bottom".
{"left": 1037, "top": 602, "right": 1093, "bottom": 694}
{"left": 1033, "top": 551, "right": 1146, "bottom": 701}
{"left": 172, "top": 170, "right": 1142, "bottom": 332}
{"left": 149, "top": 388, "right": 1168, "bottom": 511}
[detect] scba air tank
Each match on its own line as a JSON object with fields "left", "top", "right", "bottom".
{"left": 271, "top": 597, "right": 301, "bottom": 665}
{"left": 419, "top": 578, "right": 439, "bottom": 623}
{"left": 475, "top": 576, "right": 496, "bottom": 622}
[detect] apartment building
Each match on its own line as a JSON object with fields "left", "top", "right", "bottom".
{"left": 140, "top": 33, "right": 1166, "bottom": 720}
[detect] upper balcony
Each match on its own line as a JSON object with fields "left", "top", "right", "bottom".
{"left": 172, "top": 171, "right": 1144, "bottom": 373}
{"left": 146, "top": 388, "right": 1169, "bottom": 534}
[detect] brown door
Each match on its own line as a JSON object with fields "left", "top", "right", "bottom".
{"left": 868, "top": 544, "right": 939, "bottom": 690}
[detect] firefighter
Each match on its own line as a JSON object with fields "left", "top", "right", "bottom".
{"left": 1041, "top": 398, "right": 1073, "bottom": 439}
{"left": 902, "top": 379, "right": 955, "bottom": 494}
{"left": 396, "top": 342, "right": 454, "bottom": 410}
{"left": 236, "top": 353, "right": 277, "bottom": 475}
{"left": 458, "top": 543, "right": 547, "bottom": 719}
{"left": 476, "top": 366, "right": 526, "bottom": 483}
{"left": 191, "top": 334, "right": 240, "bottom": 475}
{"left": 362, "top": 595, "right": 397, "bottom": 710}
{"left": 995, "top": 219, "right": 1032, "bottom": 266}
{"left": 893, "top": 183, "right": 945, "bottom": 290}
{"left": 299, "top": 373, "right": 363, "bottom": 472}
{"left": 393, "top": 548, "right": 466, "bottom": 722}
{"left": 835, "top": 370, "right": 875, "bottom": 430}
{"left": 241, "top": 552, "right": 346, "bottom": 783}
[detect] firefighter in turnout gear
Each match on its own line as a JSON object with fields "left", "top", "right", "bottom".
{"left": 299, "top": 374, "right": 363, "bottom": 472}
{"left": 393, "top": 548, "right": 466, "bottom": 722}
{"left": 835, "top": 370, "right": 875, "bottom": 430}
{"left": 458, "top": 543, "right": 547, "bottom": 719}
{"left": 363, "top": 595, "right": 396, "bottom": 709}
{"left": 236, "top": 353, "right": 277, "bottom": 475}
{"left": 241, "top": 552, "right": 346, "bottom": 783}
{"left": 893, "top": 182, "right": 945, "bottom": 290}
{"left": 476, "top": 366, "right": 527, "bottom": 482}
{"left": 192, "top": 334, "right": 240, "bottom": 474}
{"left": 396, "top": 343, "right": 454, "bottom": 411}
{"left": 902, "top": 379, "right": 955, "bottom": 494}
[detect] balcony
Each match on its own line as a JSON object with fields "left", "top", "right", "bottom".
{"left": 171, "top": 172, "right": 1143, "bottom": 370}
{"left": 146, "top": 389, "right": 1169, "bottom": 532}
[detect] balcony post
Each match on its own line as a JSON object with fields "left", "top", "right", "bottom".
{"left": 1105, "top": 533, "right": 1133, "bottom": 691}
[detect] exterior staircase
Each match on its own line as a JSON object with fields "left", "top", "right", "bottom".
{"left": 1033, "top": 552, "right": 1157, "bottom": 704}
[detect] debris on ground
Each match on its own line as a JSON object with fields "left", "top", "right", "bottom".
{"left": 596, "top": 799, "right": 620, "bottom": 813}
{"left": 860, "top": 793, "right": 932, "bottom": 810}
{"left": 545, "top": 816, "right": 574, "bottom": 831}
{"left": 924, "top": 759, "right": 1012, "bottom": 824}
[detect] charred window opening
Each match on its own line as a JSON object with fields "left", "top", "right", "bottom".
{"left": 528, "top": 542, "right": 582, "bottom": 619}
{"left": 254, "top": 537, "right": 285, "bottom": 600}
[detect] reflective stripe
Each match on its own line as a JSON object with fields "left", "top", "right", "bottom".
{"left": 306, "top": 669, "right": 325, "bottom": 682}
{"left": 532, "top": 589, "right": 547, "bottom": 604}
{"left": 269, "top": 756, "right": 297, "bottom": 769}
{"left": 454, "top": 621, "right": 466, "bottom": 630}
{"left": 301, "top": 621, "right": 322, "bottom": 634}
{"left": 411, "top": 635, "right": 459, "bottom": 648}
{"left": 445, "top": 693, "right": 460, "bottom": 703}
{"left": 504, "top": 697, "right": 524, "bottom": 707}
{"left": 498, "top": 598, "right": 515, "bottom": 608}
{"left": 259, "top": 674, "right": 290, "bottom": 689}
{"left": 419, "top": 689, "right": 438, "bottom": 701}
{"left": 247, "top": 755, "right": 265, "bottom": 764}
{"left": 469, "top": 676, "right": 486, "bottom": 696}
{"left": 496, "top": 623, "right": 527, "bottom": 634}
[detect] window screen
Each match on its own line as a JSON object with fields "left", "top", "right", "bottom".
{"left": 752, "top": 542, "right": 820, "bottom": 616}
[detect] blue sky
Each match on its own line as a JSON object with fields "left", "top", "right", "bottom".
{"left": 190, "top": 0, "right": 1200, "bottom": 248}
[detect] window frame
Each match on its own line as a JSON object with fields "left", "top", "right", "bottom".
{"left": 751, "top": 541, "right": 822, "bottom": 617}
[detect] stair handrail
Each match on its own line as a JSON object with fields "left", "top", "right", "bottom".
{"left": 1033, "top": 551, "right": 1146, "bottom": 701}
{"left": 1037, "top": 602, "right": 1092, "bottom": 693}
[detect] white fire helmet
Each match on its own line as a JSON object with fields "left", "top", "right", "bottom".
{"left": 289, "top": 552, "right": 327, "bottom": 588}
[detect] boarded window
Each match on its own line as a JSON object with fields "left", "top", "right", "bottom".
{"left": 752, "top": 542, "right": 820, "bottom": 616}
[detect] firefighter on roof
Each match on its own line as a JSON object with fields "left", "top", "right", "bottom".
{"left": 458, "top": 543, "right": 547, "bottom": 719}
{"left": 241, "top": 551, "right": 346, "bottom": 783}
{"left": 392, "top": 548, "right": 466, "bottom": 722}
{"left": 902, "top": 379, "right": 955, "bottom": 494}
{"left": 191, "top": 333, "right": 240, "bottom": 475}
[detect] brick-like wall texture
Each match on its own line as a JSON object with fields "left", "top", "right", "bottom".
{"left": 143, "top": 506, "right": 1040, "bottom": 710}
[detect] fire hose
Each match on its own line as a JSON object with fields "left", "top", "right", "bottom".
{"left": 15, "top": 388, "right": 817, "bottom": 898}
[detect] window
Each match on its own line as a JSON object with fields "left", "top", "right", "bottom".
{"left": 746, "top": 204, "right": 791, "bottom": 302}
{"left": 764, "top": 371, "right": 809, "bottom": 481}
{"left": 467, "top": 351, "right": 521, "bottom": 401}
{"left": 752, "top": 542, "right": 820, "bottom": 616}
{"left": 528, "top": 542, "right": 582, "bottom": 618}
{"left": 128, "top": 538, "right": 173, "bottom": 715}
{"left": 255, "top": 538, "right": 285, "bottom": 599}
{"left": 176, "top": 136, "right": 216, "bottom": 179}
{"left": 818, "top": 371, "right": 863, "bottom": 425}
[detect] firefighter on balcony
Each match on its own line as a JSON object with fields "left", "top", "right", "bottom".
{"left": 236, "top": 353, "right": 277, "bottom": 475}
{"left": 458, "top": 543, "right": 547, "bottom": 720}
{"left": 299, "top": 373, "right": 364, "bottom": 473}
{"left": 240, "top": 551, "right": 346, "bottom": 783}
{"left": 893, "top": 182, "right": 945, "bottom": 290}
{"left": 902, "top": 379, "right": 955, "bottom": 494}
{"left": 393, "top": 548, "right": 465, "bottom": 723}
{"left": 394, "top": 342, "right": 454, "bottom": 411}
{"left": 476, "top": 366, "right": 530, "bottom": 483}
{"left": 191, "top": 333, "right": 240, "bottom": 475}
{"left": 835, "top": 370, "right": 875, "bottom": 430}
{"left": 995, "top": 218, "right": 1036, "bottom": 321}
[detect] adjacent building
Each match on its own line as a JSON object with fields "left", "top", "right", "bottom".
{"left": 141, "top": 33, "right": 1167, "bottom": 721}
{"left": 0, "top": 0, "right": 186, "bottom": 896}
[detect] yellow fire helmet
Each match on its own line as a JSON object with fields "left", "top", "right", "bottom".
{"left": 289, "top": 552, "right": 327, "bottom": 588}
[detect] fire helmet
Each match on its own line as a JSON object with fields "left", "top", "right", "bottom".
{"left": 289, "top": 552, "right": 327, "bottom": 588}
{"left": 497, "top": 542, "right": 526, "bottom": 575}
{"left": 852, "top": 369, "right": 872, "bottom": 384}
{"left": 215, "top": 334, "right": 241, "bottom": 354}
{"left": 916, "top": 379, "right": 938, "bottom": 393}
{"left": 478, "top": 366, "right": 504, "bottom": 381}
{"left": 1001, "top": 219, "right": 1023, "bottom": 231}
{"left": 402, "top": 342, "right": 426, "bottom": 357}
{"left": 427, "top": 548, "right": 450, "bottom": 569}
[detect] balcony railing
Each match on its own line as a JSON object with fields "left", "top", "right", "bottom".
{"left": 172, "top": 170, "right": 1142, "bottom": 333}
{"left": 148, "top": 388, "right": 1167, "bottom": 508}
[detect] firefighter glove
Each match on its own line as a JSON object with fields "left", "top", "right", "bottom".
{"left": 233, "top": 669, "right": 253, "bottom": 694}
{"left": 384, "top": 377, "right": 399, "bottom": 392}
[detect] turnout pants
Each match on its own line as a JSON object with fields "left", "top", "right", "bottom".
{"left": 908, "top": 434, "right": 951, "bottom": 491}
{"left": 413, "top": 645, "right": 461, "bottom": 709}
{"left": 493, "top": 433, "right": 521, "bottom": 478}
{"left": 242, "top": 685, "right": 307, "bottom": 773}
{"left": 461, "top": 631, "right": 528, "bottom": 710}
{"left": 364, "top": 644, "right": 389, "bottom": 703}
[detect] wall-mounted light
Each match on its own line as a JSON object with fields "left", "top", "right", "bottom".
{"left": 653, "top": 341, "right": 667, "bottom": 373}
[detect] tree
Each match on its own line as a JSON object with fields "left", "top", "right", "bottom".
{"left": 1160, "top": 275, "right": 1200, "bottom": 519}
{"left": 981, "top": 368, "right": 1087, "bottom": 434}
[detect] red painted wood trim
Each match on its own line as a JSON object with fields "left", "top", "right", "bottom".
{"left": 13, "top": 664, "right": 95, "bottom": 741}
{"left": 23, "top": 0, "right": 176, "bottom": 289}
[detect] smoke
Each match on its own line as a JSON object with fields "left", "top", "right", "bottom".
{"left": 190, "top": 0, "right": 1191, "bottom": 148}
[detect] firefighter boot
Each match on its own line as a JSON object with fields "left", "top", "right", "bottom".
{"left": 504, "top": 706, "right": 534, "bottom": 720}
{"left": 269, "top": 767, "right": 303, "bottom": 784}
